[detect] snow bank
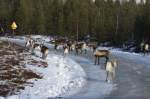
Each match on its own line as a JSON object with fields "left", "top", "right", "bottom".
{"left": 30, "top": 35, "right": 52, "bottom": 43}
{"left": 25, "top": 54, "right": 86, "bottom": 98}
{"left": 0, "top": 37, "right": 86, "bottom": 99}
{"left": 3, "top": 52, "right": 86, "bottom": 99}
{"left": 18, "top": 54, "right": 86, "bottom": 99}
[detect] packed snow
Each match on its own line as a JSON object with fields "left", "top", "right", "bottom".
{"left": 18, "top": 54, "right": 86, "bottom": 99}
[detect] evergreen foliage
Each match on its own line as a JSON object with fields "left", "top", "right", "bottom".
{"left": 0, "top": 0, "right": 149, "bottom": 45}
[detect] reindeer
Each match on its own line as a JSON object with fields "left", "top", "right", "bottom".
{"left": 140, "top": 41, "right": 145, "bottom": 52}
{"left": 25, "top": 37, "right": 34, "bottom": 49}
{"left": 82, "top": 43, "right": 87, "bottom": 54}
{"left": 54, "top": 38, "right": 67, "bottom": 50}
{"left": 105, "top": 59, "right": 117, "bottom": 83}
{"left": 41, "top": 45, "right": 49, "bottom": 59}
{"left": 54, "top": 42, "right": 59, "bottom": 50}
{"left": 63, "top": 44, "right": 69, "bottom": 57}
{"left": 71, "top": 43, "right": 76, "bottom": 51}
{"left": 144, "top": 43, "right": 149, "bottom": 56}
{"left": 66, "top": 41, "right": 72, "bottom": 51}
{"left": 30, "top": 41, "right": 49, "bottom": 59}
{"left": 94, "top": 49, "right": 109, "bottom": 65}
{"left": 75, "top": 42, "right": 87, "bottom": 55}
{"left": 31, "top": 42, "right": 41, "bottom": 54}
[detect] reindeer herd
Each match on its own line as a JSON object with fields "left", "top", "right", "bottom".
{"left": 11, "top": 35, "right": 150, "bottom": 84}
{"left": 24, "top": 36, "right": 118, "bottom": 83}
{"left": 25, "top": 36, "right": 49, "bottom": 59}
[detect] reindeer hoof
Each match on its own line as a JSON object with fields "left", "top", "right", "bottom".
{"left": 105, "top": 79, "right": 108, "bottom": 82}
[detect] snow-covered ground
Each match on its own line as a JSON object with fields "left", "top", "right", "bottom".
{"left": 0, "top": 36, "right": 116, "bottom": 99}
{"left": 9, "top": 36, "right": 150, "bottom": 98}
{"left": 17, "top": 54, "right": 86, "bottom": 99}
{"left": 0, "top": 37, "right": 86, "bottom": 99}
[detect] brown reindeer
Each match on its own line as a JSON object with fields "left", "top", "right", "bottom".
{"left": 41, "top": 45, "right": 49, "bottom": 59}
{"left": 94, "top": 49, "right": 110, "bottom": 65}
{"left": 75, "top": 42, "right": 87, "bottom": 55}
{"left": 54, "top": 38, "right": 67, "bottom": 50}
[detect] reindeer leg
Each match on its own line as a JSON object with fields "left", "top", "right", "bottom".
{"left": 76, "top": 49, "right": 78, "bottom": 55}
{"left": 108, "top": 72, "right": 112, "bottom": 83}
{"left": 45, "top": 53, "right": 48, "bottom": 59}
{"left": 80, "top": 49, "right": 83, "bottom": 54}
{"left": 98, "top": 57, "right": 100, "bottom": 65}
{"left": 63, "top": 53, "right": 66, "bottom": 58}
{"left": 106, "top": 71, "right": 108, "bottom": 82}
{"left": 111, "top": 72, "right": 114, "bottom": 82}
{"left": 31, "top": 48, "right": 34, "bottom": 55}
{"left": 144, "top": 51, "right": 146, "bottom": 56}
{"left": 143, "top": 51, "right": 145, "bottom": 56}
{"left": 95, "top": 56, "right": 97, "bottom": 65}
{"left": 113, "top": 70, "right": 116, "bottom": 80}
{"left": 42, "top": 53, "right": 45, "bottom": 59}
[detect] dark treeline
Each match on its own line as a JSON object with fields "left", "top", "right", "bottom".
{"left": 0, "top": 0, "right": 150, "bottom": 46}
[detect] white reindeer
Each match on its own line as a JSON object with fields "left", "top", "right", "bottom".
{"left": 105, "top": 59, "right": 117, "bottom": 83}
{"left": 71, "top": 43, "right": 76, "bottom": 51}
{"left": 82, "top": 43, "right": 87, "bottom": 54}
{"left": 140, "top": 41, "right": 145, "bottom": 52}
{"left": 144, "top": 43, "right": 149, "bottom": 56}
{"left": 63, "top": 45, "right": 69, "bottom": 57}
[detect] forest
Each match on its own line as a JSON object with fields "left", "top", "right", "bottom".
{"left": 0, "top": 0, "right": 150, "bottom": 46}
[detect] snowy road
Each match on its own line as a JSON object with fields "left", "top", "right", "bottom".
{"left": 73, "top": 49, "right": 150, "bottom": 99}
{"left": 66, "top": 55, "right": 113, "bottom": 99}
{"left": 2, "top": 37, "right": 150, "bottom": 99}
{"left": 67, "top": 51, "right": 150, "bottom": 99}
{"left": 103, "top": 51, "right": 150, "bottom": 99}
